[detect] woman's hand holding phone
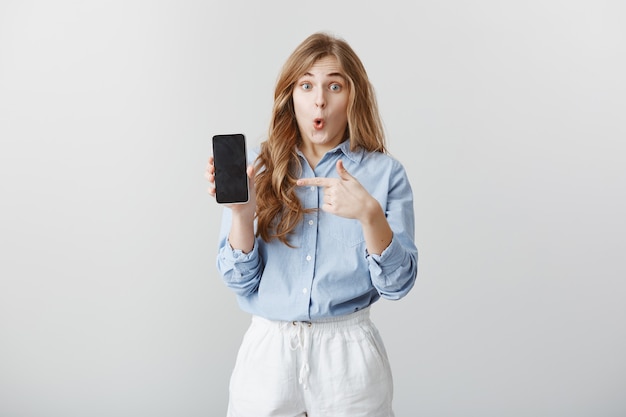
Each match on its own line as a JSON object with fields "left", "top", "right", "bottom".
{"left": 205, "top": 156, "right": 256, "bottom": 213}
{"left": 206, "top": 152, "right": 257, "bottom": 254}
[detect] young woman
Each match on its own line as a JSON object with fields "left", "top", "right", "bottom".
{"left": 206, "top": 32, "right": 418, "bottom": 417}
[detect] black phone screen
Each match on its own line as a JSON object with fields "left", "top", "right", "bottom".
{"left": 212, "top": 134, "right": 249, "bottom": 204}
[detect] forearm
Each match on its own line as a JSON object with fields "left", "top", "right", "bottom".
{"left": 360, "top": 198, "right": 393, "bottom": 256}
{"left": 228, "top": 210, "right": 255, "bottom": 253}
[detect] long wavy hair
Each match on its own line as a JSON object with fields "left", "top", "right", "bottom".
{"left": 254, "top": 32, "right": 386, "bottom": 245}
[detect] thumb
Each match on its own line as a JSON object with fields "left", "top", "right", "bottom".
{"left": 246, "top": 164, "right": 255, "bottom": 179}
{"left": 247, "top": 164, "right": 256, "bottom": 189}
{"left": 336, "top": 159, "right": 353, "bottom": 181}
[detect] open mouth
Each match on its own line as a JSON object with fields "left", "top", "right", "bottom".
{"left": 314, "top": 118, "right": 324, "bottom": 129}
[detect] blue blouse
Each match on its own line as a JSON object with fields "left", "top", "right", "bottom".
{"left": 216, "top": 140, "right": 418, "bottom": 321}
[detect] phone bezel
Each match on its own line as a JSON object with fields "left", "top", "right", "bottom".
{"left": 212, "top": 133, "right": 249, "bottom": 205}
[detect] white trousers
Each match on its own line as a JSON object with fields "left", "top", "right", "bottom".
{"left": 227, "top": 307, "right": 395, "bottom": 417}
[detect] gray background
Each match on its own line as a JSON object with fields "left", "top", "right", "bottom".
{"left": 1, "top": 1, "right": 625, "bottom": 416}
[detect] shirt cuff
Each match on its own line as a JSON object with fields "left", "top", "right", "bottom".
{"left": 365, "top": 235, "right": 404, "bottom": 273}
{"left": 219, "top": 240, "right": 259, "bottom": 273}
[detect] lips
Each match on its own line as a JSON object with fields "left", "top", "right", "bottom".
{"left": 313, "top": 118, "right": 325, "bottom": 130}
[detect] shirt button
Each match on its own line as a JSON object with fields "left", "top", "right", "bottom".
{"left": 308, "top": 220, "right": 314, "bottom": 226}
{"left": 310, "top": 186, "right": 315, "bottom": 192}
{"left": 302, "top": 288, "right": 308, "bottom": 294}
{"left": 306, "top": 255, "right": 312, "bottom": 261}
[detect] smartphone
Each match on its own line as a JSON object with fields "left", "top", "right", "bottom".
{"left": 212, "top": 133, "right": 249, "bottom": 204}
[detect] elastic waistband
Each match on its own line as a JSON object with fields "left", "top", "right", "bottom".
{"left": 252, "top": 307, "right": 371, "bottom": 331}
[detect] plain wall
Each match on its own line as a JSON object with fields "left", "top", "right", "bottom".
{"left": 1, "top": 1, "right": 625, "bottom": 416}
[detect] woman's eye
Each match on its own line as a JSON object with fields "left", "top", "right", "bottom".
{"left": 301, "top": 83, "right": 312, "bottom": 90}
{"left": 330, "top": 83, "right": 342, "bottom": 92}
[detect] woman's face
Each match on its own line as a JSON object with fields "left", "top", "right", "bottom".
{"left": 292, "top": 56, "right": 349, "bottom": 154}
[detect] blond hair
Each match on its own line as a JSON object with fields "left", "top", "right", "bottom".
{"left": 255, "top": 32, "right": 386, "bottom": 245}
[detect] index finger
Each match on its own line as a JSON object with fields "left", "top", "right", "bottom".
{"left": 296, "top": 177, "right": 334, "bottom": 188}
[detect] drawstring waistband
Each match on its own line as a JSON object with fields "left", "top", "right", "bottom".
{"left": 252, "top": 308, "right": 371, "bottom": 391}
{"left": 288, "top": 321, "right": 312, "bottom": 389}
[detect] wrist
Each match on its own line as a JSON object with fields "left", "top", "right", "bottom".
{"left": 230, "top": 204, "right": 255, "bottom": 222}
{"left": 359, "top": 197, "right": 385, "bottom": 226}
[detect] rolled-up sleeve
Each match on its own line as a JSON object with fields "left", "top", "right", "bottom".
{"left": 366, "top": 159, "right": 418, "bottom": 299}
{"left": 366, "top": 235, "right": 417, "bottom": 299}
{"left": 216, "top": 208, "right": 263, "bottom": 296}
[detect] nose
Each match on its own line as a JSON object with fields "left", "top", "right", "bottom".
{"left": 315, "top": 90, "right": 326, "bottom": 108}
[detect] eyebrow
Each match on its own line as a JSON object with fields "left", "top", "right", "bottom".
{"left": 301, "top": 71, "right": 345, "bottom": 79}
